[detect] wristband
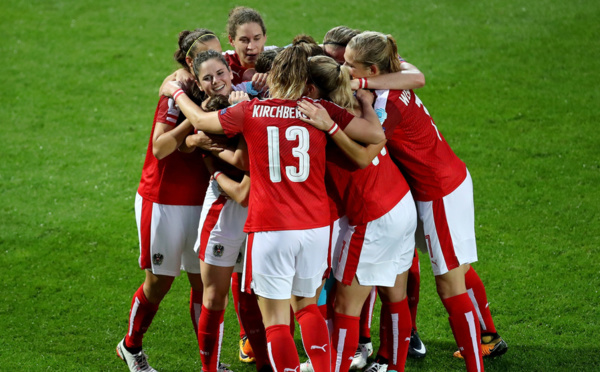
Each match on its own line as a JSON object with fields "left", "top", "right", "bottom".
{"left": 213, "top": 171, "right": 223, "bottom": 180}
{"left": 358, "top": 78, "right": 368, "bottom": 90}
{"left": 172, "top": 89, "right": 185, "bottom": 102}
{"left": 363, "top": 78, "right": 368, "bottom": 89}
{"left": 328, "top": 123, "right": 340, "bottom": 136}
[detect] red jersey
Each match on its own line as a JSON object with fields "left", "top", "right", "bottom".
{"left": 224, "top": 47, "right": 279, "bottom": 85}
{"left": 223, "top": 51, "right": 246, "bottom": 85}
{"left": 218, "top": 98, "right": 355, "bottom": 232}
{"left": 374, "top": 89, "right": 467, "bottom": 201}
{"left": 326, "top": 144, "right": 410, "bottom": 226}
{"left": 137, "top": 96, "right": 210, "bottom": 205}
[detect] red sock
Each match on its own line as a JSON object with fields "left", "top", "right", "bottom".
{"left": 238, "top": 290, "right": 269, "bottom": 370}
{"left": 465, "top": 267, "right": 497, "bottom": 335}
{"left": 231, "top": 272, "right": 246, "bottom": 339}
{"left": 266, "top": 324, "right": 300, "bottom": 372}
{"left": 377, "top": 301, "right": 390, "bottom": 360}
{"left": 190, "top": 288, "right": 203, "bottom": 336}
{"left": 125, "top": 284, "right": 159, "bottom": 349}
{"left": 407, "top": 251, "right": 420, "bottom": 331}
{"left": 331, "top": 312, "right": 359, "bottom": 372}
{"left": 318, "top": 304, "right": 328, "bottom": 320}
{"left": 359, "top": 287, "right": 377, "bottom": 339}
{"left": 296, "top": 305, "right": 330, "bottom": 372}
{"left": 197, "top": 305, "right": 225, "bottom": 372}
{"left": 384, "top": 299, "right": 411, "bottom": 372}
{"left": 442, "top": 293, "right": 484, "bottom": 372}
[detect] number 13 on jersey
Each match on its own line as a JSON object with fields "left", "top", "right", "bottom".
{"left": 267, "top": 126, "right": 310, "bottom": 183}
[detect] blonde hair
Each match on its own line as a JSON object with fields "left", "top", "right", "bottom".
{"left": 308, "top": 56, "right": 354, "bottom": 110}
{"left": 267, "top": 44, "right": 310, "bottom": 100}
{"left": 347, "top": 31, "right": 402, "bottom": 74}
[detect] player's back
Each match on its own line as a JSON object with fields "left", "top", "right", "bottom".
{"left": 241, "top": 98, "right": 330, "bottom": 232}
{"left": 374, "top": 89, "right": 466, "bottom": 201}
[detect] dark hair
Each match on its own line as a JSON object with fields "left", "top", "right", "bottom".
{"left": 204, "top": 95, "right": 230, "bottom": 112}
{"left": 323, "top": 26, "right": 360, "bottom": 47}
{"left": 255, "top": 48, "right": 283, "bottom": 73}
{"left": 192, "top": 50, "right": 230, "bottom": 78}
{"left": 173, "top": 28, "right": 219, "bottom": 68}
{"left": 227, "top": 7, "right": 267, "bottom": 39}
{"left": 292, "top": 34, "right": 324, "bottom": 57}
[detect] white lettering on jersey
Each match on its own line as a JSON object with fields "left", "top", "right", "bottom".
{"left": 414, "top": 94, "right": 431, "bottom": 116}
{"left": 399, "top": 90, "right": 411, "bottom": 106}
{"left": 267, "top": 127, "right": 282, "bottom": 183}
{"left": 286, "top": 126, "right": 310, "bottom": 182}
{"left": 252, "top": 105, "right": 303, "bottom": 119}
{"left": 413, "top": 94, "right": 442, "bottom": 141}
{"left": 267, "top": 126, "right": 311, "bottom": 183}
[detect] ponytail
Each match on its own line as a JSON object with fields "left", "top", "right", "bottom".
{"left": 268, "top": 44, "right": 310, "bottom": 100}
{"left": 347, "top": 31, "right": 402, "bottom": 73}
{"left": 308, "top": 55, "right": 354, "bottom": 110}
{"left": 173, "top": 28, "right": 219, "bottom": 68}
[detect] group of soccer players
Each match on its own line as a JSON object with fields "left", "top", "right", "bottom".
{"left": 115, "top": 6, "right": 508, "bottom": 372}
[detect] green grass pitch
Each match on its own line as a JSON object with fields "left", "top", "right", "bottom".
{"left": 1, "top": 0, "right": 599, "bottom": 370}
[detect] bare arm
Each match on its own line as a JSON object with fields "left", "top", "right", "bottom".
{"left": 342, "top": 90, "right": 385, "bottom": 144}
{"left": 216, "top": 173, "right": 251, "bottom": 207}
{"left": 158, "top": 68, "right": 195, "bottom": 97}
{"left": 203, "top": 156, "right": 250, "bottom": 207}
{"left": 297, "top": 101, "right": 386, "bottom": 168}
{"left": 162, "top": 82, "right": 224, "bottom": 134}
{"left": 350, "top": 62, "right": 425, "bottom": 91}
{"left": 152, "top": 119, "right": 194, "bottom": 160}
{"left": 181, "top": 131, "right": 227, "bottom": 153}
{"left": 211, "top": 136, "right": 249, "bottom": 171}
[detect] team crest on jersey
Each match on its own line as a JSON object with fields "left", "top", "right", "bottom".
{"left": 213, "top": 244, "right": 225, "bottom": 257}
{"left": 220, "top": 107, "right": 227, "bottom": 115}
{"left": 375, "top": 108, "right": 388, "bottom": 124}
{"left": 153, "top": 253, "right": 164, "bottom": 265}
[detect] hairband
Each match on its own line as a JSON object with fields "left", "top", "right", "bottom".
{"left": 186, "top": 33, "right": 217, "bottom": 58}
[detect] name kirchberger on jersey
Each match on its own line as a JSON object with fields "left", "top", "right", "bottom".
{"left": 252, "top": 104, "right": 307, "bottom": 119}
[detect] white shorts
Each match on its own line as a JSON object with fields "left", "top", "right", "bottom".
{"left": 243, "top": 226, "right": 330, "bottom": 300}
{"left": 196, "top": 179, "right": 248, "bottom": 270}
{"left": 416, "top": 170, "right": 478, "bottom": 276}
{"left": 331, "top": 216, "right": 348, "bottom": 271}
{"left": 135, "top": 193, "right": 202, "bottom": 276}
{"left": 334, "top": 192, "right": 417, "bottom": 287}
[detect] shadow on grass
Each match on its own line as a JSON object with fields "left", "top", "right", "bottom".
{"left": 293, "top": 338, "right": 600, "bottom": 371}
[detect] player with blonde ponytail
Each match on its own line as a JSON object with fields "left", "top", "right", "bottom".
{"left": 299, "top": 55, "right": 417, "bottom": 372}
{"left": 345, "top": 30, "right": 507, "bottom": 372}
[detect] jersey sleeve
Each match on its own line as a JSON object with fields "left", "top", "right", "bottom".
{"left": 155, "top": 96, "right": 180, "bottom": 126}
{"left": 320, "top": 100, "right": 356, "bottom": 130}
{"left": 218, "top": 101, "right": 248, "bottom": 138}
